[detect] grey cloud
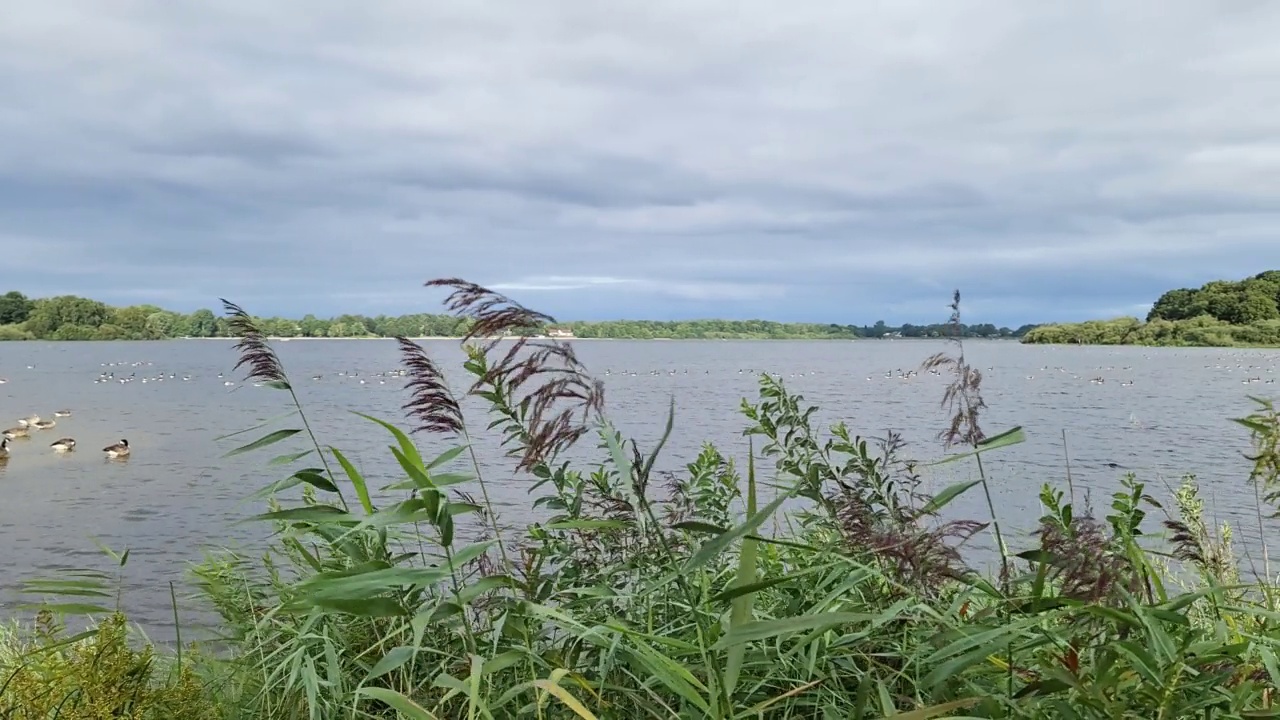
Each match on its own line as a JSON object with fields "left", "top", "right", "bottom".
{"left": 1, "top": 1, "right": 1279, "bottom": 324}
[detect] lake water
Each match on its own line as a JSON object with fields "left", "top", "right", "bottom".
{"left": 1, "top": 338, "right": 1277, "bottom": 639}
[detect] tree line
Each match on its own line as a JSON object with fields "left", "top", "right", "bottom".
{"left": 1021, "top": 270, "right": 1280, "bottom": 347}
{"left": 0, "top": 290, "right": 1036, "bottom": 341}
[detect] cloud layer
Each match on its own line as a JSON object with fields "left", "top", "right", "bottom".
{"left": 3, "top": 1, "right": 1279, "bottom": 324}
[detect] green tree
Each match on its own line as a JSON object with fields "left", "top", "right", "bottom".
{"left": 1147, "top": 288, "right": 1199, "bottom": 321}
{"left": 0, "top": 291, "right": 34, "bottom": 324}
{"left": 24, "top": 296, "right": 112, "bottom": 338}
{"left": 187, "top": 309, "right": 217, "bottom": 337}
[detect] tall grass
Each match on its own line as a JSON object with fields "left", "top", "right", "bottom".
{"left": 4, "top": 280, "right": 1280, "bottom": 719}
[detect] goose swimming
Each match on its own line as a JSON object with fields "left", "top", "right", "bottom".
{"left": 0, "top": 438, "right": 9, "bottom": 459}
{"left": 31, "top": 420, "right": 55, "bottom": 430}
{"left": 2, "top": 426, "right": 29, "bottom": 439}
{"left": 53, "top": 410, "right": 72, "bottom": 417}
{"left": 103, "top": 439, "right": 130, "bottom": 458}
{"left": 50, "top": 438, "right": 76, "bottom": 452}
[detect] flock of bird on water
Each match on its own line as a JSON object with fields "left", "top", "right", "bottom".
{"left": 0, "top": 349, "right": 1276, "bottom": 465}
{"left": 0, "top": 410, "right": 129, "bottom": 462}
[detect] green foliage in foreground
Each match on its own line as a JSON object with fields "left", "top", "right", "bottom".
{"left": 7, "top": 302, "right": 1280, "bottom": 718}
{"left": 0, "top": 290, "right": 1033, "bottom": 341}
{"left": 1023, "top": 270, "right": 1280, "bottom": 346}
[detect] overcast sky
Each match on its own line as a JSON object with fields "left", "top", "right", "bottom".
{"left": 2, "top": 2, "right": 1279, "bottom": 325}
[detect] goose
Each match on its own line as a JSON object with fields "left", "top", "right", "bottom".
{"left": 53, "top": 410, "right": 72, "bottom": 417}
{"left": 50, "top": 437, "right": 76, "bottom": 452}
{"left": 2, "top": 426, "right": 29, "bottom": 439}
{"left": 103, "top": 439, "right": 130, "bottom": 458}
{"left": 0, "top": 438, "right": 8, "bottom": 459}
{"left": 31, "top": 419, "right": 56, "bottom": 430}
{"left": 16, "top": 416, "right": 39, "bottom": 427}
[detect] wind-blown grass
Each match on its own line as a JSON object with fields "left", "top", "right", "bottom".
{"left": 4, "top": 280, "right": 1280, "bottom": 719}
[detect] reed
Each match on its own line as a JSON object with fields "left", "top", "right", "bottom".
{"left": 4, "top": 282, "right": 1280, "bottom": 719}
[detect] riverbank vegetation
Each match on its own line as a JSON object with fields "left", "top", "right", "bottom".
{"left": 1022, "top": 270, "right": 1280, "bottom": 346}
{"left": 0, "top": 289, "right": 1034, "bottom": 341}
{"left": 3, "top": 280, "right": 1280, "bottom": 718}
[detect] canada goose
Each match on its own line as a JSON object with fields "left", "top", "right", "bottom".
{"left": 103, "top": 439, "right": 130, "bottom": 458}
{"left": 50, "top": 438, "right": 76, "bottom": 452}
{"left": 2, "top": 427, "right": 29, "bottom": 439}
{"left": 0, "top": 438, "right": 8, "bottom": 459}
{"left": 31, "top": 420, "right": 56, "bottom": 430}
{"left": 53, "top": 410, "right": 72, "bottom": 417}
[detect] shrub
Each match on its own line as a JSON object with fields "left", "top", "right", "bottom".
{"left": 0, "top": 612, "right": 218, "bottom": 720}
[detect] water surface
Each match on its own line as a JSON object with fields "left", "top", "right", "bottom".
{"left": 1, "top": 339, "right": 1276, "bottom": 638}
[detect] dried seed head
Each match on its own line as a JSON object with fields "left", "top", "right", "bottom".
{"left": 921, "top": 290, "right": 987, "bottom": 448}
{"left": 427, "top": 278, "right": 554, "bottom": 342}
{"left": 836, "top": 494, "right": 983, "bottom": 595}
{"left": 220, "top": 299, "right": 287, "bottom": 383}
{"left": 1036, "top": 515, "right": 1140, "bottom": 603}
{"left": 426, "top": 278, "right": 605, "bottom": 469}
{"left": 396, "top": 336, "right": 464, "bottom": 436}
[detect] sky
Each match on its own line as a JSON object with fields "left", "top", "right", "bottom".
{"left": 2, "top": 2, "right": 1279, "bottom": 326}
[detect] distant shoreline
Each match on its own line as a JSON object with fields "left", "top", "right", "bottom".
{"left": 7, "top": 335, "right": 1034, "bottom": 343}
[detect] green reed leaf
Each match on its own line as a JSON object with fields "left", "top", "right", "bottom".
{"left": 715, "top": 611, "right": 875, "bottom": 648}
{"left": 357, "top": 687, "right": 439, "bottom": 719}
{"left": 330, "top": 446, "right": 375, "bottom": 515}
{"left": 427, "top": 445, "right": 467, "bottom": 470}
{"left": 356, "top": 412, "right": 425, "bottom": 469}
{"left": 725, "top": 437, "right": 759, "bottom": 698}
{"left": 366, "top": 646, "right": 417, "bottom": 682}
{"left": 224, "top": 428, "right": 303, "bottom": 457}
{"left": 918, "top": 478, "right": 982, "bottom": 515}
{"left": 269, "top": 450, "right": 313, "bottom": 466}
{"left": 247, "top": 505, "right": 355, "bottom": 524}
{"left": 930, "top": 426, "right": 1026, "bottom": 466}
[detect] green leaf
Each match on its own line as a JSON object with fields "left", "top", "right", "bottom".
{"left": 918, "top": 478, "right": 982, "bottom": 515}
{"left": 264, "top": 380, "right": 292, "bottom": 390}
{"left": 20, "top": 602, "right": 114, "bottom": 615}
{"left": 224, "top": 428, "right": 302, "bottom": 457}
{"left": 269, "top": 450, "right": 313, "bottom": 466}
{"left": 366, "top": 646, "right": 417, "bottom": 682}
{"left": 725, "top": 438, "right": 760, "bottom": 697}
{"left": 247, "top": 505, "right": 355, "bottom": 524}
{"left": 684, "top": 488, "right": 792, "bottom": 573}
{"left": 545, "top": 519, "right": 630, "bottom": 531}
{"left": 710, "top": 567, "right": 823, "bottom": 605}
{"left": 427, "top": 472, "right": 474, "bottom": 487}
{"left": 330, "top": 446, "right": 375, "bottom": 515}
{"left": 427, "top": 445, "right": 467, "bottom": 470}
{"left": 391, "top": 446, "right": 435, "bottom": 491}
{"left": 356, "top": 687, "right": 439, "bottom": 719}
{"left": 715, "top": 611, "right": 874, "bottom": 648}
{"left": 356, "top": 412, "right": 425, "bottom": 469}
{"left": 887, "top": 697, "right": 980, "bottom": 719}
{"left": 672, "top": 520, "right": 729, "bottom": 535}
{"left": 213, "top": 410, "right": 298, "bottom": 442}
{"left": 600, "top": 421, "right": 646, "bottom": 532}
{"left": 930, "top": 426, "right": 1026, "bottom": 466}
{"left": 292, "top": 469, "right": 340, "bottom": 494}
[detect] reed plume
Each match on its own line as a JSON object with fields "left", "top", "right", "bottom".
{"left": 835, "top": 495, "right": 983, "bottom": 596}
{"left": 426, "top": 278, "right": 605, "bottom": 470}
{"left": 396, "top": 336, "right": 464, "bottom": 436}
{"left": 922, "top": 290, "right": 986, "bottom": 448}
{"left": 220, "top": 299, "right": 287, "bottom": 384}
{"left": 1035, "top": 515, "right": 1141, "bottom": 604}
